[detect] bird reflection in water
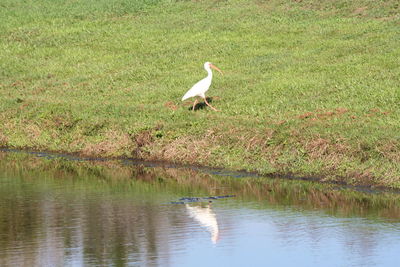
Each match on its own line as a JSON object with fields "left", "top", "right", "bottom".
{"left": 185, "top": 202, "right": 220, "bottom": 244}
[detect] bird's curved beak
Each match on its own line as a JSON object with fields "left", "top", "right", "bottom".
{"left": 210, "top": 64, "right": 223, "bottom": 75}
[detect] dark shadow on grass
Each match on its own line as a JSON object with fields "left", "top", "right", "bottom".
{"left": 188, "top": 97, "right": 214, "bottom": 111}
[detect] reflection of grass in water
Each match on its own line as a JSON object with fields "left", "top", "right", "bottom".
{"left": 0, "top": 151, "right": 210, "bottom": 199}
{"left": 226, "top": 178, "right": 400, "bottom": 219}
{"left": 1, "top": 151, "right": 399, "bottom": 220}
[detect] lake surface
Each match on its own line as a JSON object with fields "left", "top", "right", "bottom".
{"left": 0, "top": 150, "right": 399, "bottom": 267}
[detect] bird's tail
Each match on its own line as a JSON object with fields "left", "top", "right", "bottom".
{"left": 181, "top": 92, "right": 192, "bottom": 101}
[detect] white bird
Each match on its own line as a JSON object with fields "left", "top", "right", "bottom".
{"left": 182, "top": 62, "right": 223, "bottom": 111}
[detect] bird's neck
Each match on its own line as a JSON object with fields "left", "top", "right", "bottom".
{"left": 206, "top": 67, "right": 213, "bottom": 79}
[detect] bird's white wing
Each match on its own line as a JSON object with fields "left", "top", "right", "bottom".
{"left": 182, "top": 77, "right": 211, "bottom": 101}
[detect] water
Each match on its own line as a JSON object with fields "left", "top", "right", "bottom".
{"left": 0, "top": 151, "right": 399, "bottom": 267}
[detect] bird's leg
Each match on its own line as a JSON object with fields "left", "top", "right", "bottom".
{"left": 192, "top": 98, "right": 198, "bottom": 111}
{"left": 203, "top": 97, "right": 219, "bottom": 112}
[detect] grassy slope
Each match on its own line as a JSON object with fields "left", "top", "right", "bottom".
{"left": 0, "top": 0, "right": 399, "bottom": 187}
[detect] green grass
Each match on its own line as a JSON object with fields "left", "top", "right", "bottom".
{"left": 0, "top": 0, "right": 399, "bottom": 187}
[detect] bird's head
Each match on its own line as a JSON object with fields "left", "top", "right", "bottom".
{"left": 205, "top": 62, "right": 223, "bottom": 75}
